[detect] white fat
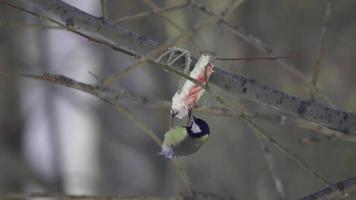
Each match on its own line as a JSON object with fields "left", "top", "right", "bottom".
{"left": 171, "top": 93, "right": 188, "bottom": 119}
{"left": 171, "top": 54, "right": 213, "bottom": 119}
{"left": 191, "top": 121, "right": 202, "bottom": 134}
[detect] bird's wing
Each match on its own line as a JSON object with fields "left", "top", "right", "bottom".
{"left": 163, "top": 127, "right": 188, "bottom": 147}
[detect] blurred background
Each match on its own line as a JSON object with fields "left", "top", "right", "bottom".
{"left": 1, "top": 0, "right": 356, "bottom": 199}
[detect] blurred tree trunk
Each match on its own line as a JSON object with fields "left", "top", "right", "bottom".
{"left": 0, "top": 8, "right": 24, "bottom": 191}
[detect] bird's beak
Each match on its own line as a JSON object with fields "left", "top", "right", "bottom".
{"left": 192, "top": 116, "right": 197, "bottom": 121}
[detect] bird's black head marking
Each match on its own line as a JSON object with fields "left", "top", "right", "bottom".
{"left": 186, "top": 117, "right": 210, "bottom": 138}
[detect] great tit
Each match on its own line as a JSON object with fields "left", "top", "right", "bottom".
{"left": 159, "top": 116, "right": 210, "bottom": 159}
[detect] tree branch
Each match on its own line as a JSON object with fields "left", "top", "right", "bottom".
{"left": 12, "top": 0, "right": 356, "bottom": 135}
{"left": 301, "top": 176, "right": 356, "bottom": 200}
{"left": 0, "top": 192, "right": 226, "bottom": 200}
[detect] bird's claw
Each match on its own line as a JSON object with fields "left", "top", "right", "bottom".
{"left": 158, "top": 149, "right": 176, "bottom": 159}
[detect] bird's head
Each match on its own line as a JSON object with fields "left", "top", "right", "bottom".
{"left": 187, "top": 116, "right": 210, "bottom": 138}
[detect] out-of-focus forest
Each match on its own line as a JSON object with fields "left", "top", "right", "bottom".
{"left": 1, "top": 0, "right": 356, "bottom": 199}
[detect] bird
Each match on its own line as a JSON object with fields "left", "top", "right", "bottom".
{"left": 159, "top": 116, "right": 210, "bottom": 159}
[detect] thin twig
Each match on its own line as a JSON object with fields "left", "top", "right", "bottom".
{"left": 100, "top": 59, "right": 146, "bottom": 86}
{"left": 141, "top": 0, "right": 185, "bottom": 32}
{"left": 221, "top": 0, "right": 246, "bottom": 17}
{"left": 111, "top": 3, "right": 188, "bottom": 23}
{"left": 216, "top": 54, "right": 300, "bottom": 61}
{"left": 101, "top": 0, "right": 243, "bottom": 86}
{"left": 140, "top": 0, "right": 201, "bottom": 52}
{"left": 236, "top": 94, "right": 287, "bottom": 198}
{"left": 311, "top": 0, "right": 332, "bottom": 92}
{"left": 0, "top": 192, "right": 165, "bottom": 200}
{"left": 190, "top": 1, "right": 337, "bottom": 109}
{"left": 261, "top": 143, "right": 286, "bottom": 200}
{"left": 100, "top": 0, "right": 108, "bottom": 20}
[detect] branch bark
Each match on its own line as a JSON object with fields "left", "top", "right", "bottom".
{"left": 301, "top": 176, "right": 356, "bottom": 200}
{"left": 15, "top": 0, "right": 356, "bottom": 135}
{"left": 0, "top": 192, "right": 225, "bottom": 200}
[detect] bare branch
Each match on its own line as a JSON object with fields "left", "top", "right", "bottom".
{"left": 311, "top": 0, "right": 332, "bottom": 90}
{"left": 0, "top": 193, "right": 163, "bottom": 200}
{"left": 10, "top": 0, "right": 356, "bottom": 135}
{"left": 215, "top": 54, "right": 300, "bottom": 61}
{"left": 301, "top": 176, "right": 356, "bottom": 200}
{"left": 111, "top": 3, "right": 188, "bottom": 23}
{"left": 0, "top": 21, "right": 60, "bottom": 29}
{"left": 141, "top": 0, "right": 185, "bottom": 32}
{"left": 261, "top": 144, "right": 286, "bottom": 200}
{"left": 0, "top": 192, "right": 226, "bottom": 200}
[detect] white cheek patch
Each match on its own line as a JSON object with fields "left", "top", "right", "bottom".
{"left": 191, "top": 122, "right": 201, "bottom": 134}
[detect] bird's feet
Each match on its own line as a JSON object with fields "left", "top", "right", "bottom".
{"left": 158, "top": 147, "right": 176, "bottom": 159}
